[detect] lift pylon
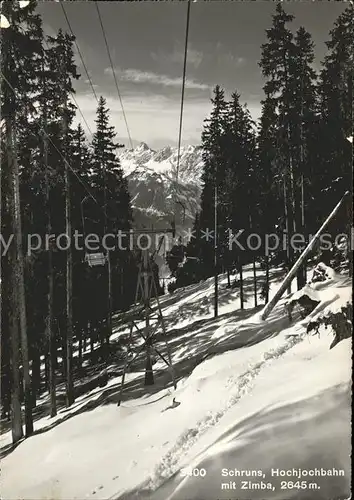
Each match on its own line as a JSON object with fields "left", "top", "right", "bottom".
{"left": 117, "top": 241, "right": 177, "bottom": 406}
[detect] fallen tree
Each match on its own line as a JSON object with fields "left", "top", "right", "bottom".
{"left": 261, "top": 191, "right": 350, "bottom": 320}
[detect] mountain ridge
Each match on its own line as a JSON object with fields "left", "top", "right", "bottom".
{"left": 118, "top": 142, "right": 203, "bottom": 231}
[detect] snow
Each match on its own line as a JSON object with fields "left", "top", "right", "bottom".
{"left": 289, "top": 283, "right": 322, "bottom": 303}
{"left": 310, "top": 262, "right": 337, "bottom": 283}
{"left": 1, "top": 269, "right": 351, "bottom": 500}
{"left": 0, "top": 14, "right": 10, "bottom": 28}
{"left": 156, "top": 339, "right": 351, "bottom": 500}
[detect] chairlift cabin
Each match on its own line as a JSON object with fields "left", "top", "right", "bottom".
{"left": 81, "top": 194, "right": 108, "bottom": 268}
{"left": 185, "top": 256, "right": 200, "bottom": 262}
{"left": 85, "top": 252, "right": 106, "bottom": 267}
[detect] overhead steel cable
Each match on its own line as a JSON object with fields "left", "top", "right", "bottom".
{"left": 1, "top": 71, "right": 109, "bottom": 218}
{"left": 176, "top": 0, "right": 191, "bottom": 185}
{"left": 94, "top": 1, "right": 134, "bottom": 150}
{"left": 60, "top": 1, "right": 99, "bottom": 104}
{"left": 174, "top": 0, "right": 191, "bottom": 226}
{"left": 69, "top": 91, "right": 93, "bottom": 137}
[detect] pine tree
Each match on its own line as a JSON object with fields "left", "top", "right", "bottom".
{"left": 257, "top": 96, "right": 279, "bottom": 229}
{"left": 45, "top": 28, "right": 80, "bottom": 407}
{"left": 91, "top": 97, "right": 129, "bottom": 230}
{"left": 260, "top": 3, "right": 298, "bottom": 285}
{"left": 317, "top": 4, "right": 353, "bottom": 275}
{"left": 199, "top": 86, "right": 228, "bottom": 277}
{"left": 69, "top": 123, "right": 93, "bottom": 369}
{"left": 91, "top": 96, "right": 132, "bottom": 348}
{"left": 256, "top": 96, "right": 279, "bottom": 302}
{"left": 223, "top": 92, "right": 256, "bottom": 291}
{"left": 39, "top": 42, "right": 57, "bottom": 416}
{"left": 291, "top": 26, "right": 318, "bottom": 287}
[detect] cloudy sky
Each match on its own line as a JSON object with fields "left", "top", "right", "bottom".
{"left": 38, "top": 1, "right": 346, "bottom": 150}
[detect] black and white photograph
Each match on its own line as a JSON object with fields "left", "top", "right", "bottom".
{"left": 0, "top": 0, "right": 352, "bottom": 499}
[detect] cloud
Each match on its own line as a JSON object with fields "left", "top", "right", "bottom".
{"left": 84, "top": 79, "right": 99, "bottom": 88}
{"left": 72, "top": 85, "right": 262, "bottom": 149}
{"left": 104, "top": 67, "right": 209, "bottom": 90}
{"left": 221, "top": 54, "right": 245, "bottom": 66}
{"left": 151, "top": 45, "right": 204, "bottom": 69}
{"left": 214, "top": 42, "right": 246, "bottom": 67}
{"left": 72, "top": 92, "right": 212, "bottom": 149}
{"left": 42, "top": 23, "right": 59, "bottom": 39}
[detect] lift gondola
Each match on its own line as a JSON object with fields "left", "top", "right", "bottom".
{"left": 81, "top": 195, "right": 107, "bottom": 267}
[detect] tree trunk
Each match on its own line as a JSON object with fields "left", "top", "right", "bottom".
{"left": 143, "top": 251, "right": 154, "bottom": 385}
{"left": 347, "top": 198, "right": 353, "bottom": 278}
{"left": 249, "top": 215, "right": 257, "bottom": 307}
{"left": 297, "top": 174, "right": 307, "bottom": 289}
{"left": 78, "top": 327, "right": 83, "bottom": 370}
{"left": 83, "top": 321, "right": 88, "bottom": 354}
{"left": 44, "top": 354, "right": 49, "bottom": 392}
{"left": 120, "top": 268, "right": 124, "bottom": 303}
{"left": 63, "top": 99, "right": 74, "bottom": 407}
{"left": 102, "top": 150, "right": 112, "bottom": 350}
{"left": 42, "top": 97, "right": 57, "bottom": 417}
{"left": 239, "top": 259, "right": 244, "bottom": 309}
{"left": 289, "top": 152, "right": 301, "bottom": 290}
{"left": 48, "top": 312, "right": 57, "bottom": 417}
{"left": 65, "top": 194, "right": 74, "bottom": 407}
{"left": 289, "top": 153, "right": 297, "bottom": 235}
{"left": 10, "top": 317, "right": 23, "bottom": 443}
{"left": 13, "top": 151, "right": 33, "bottom": 435}
{"left": 6, "top": 120, "right": 24, "bottom": 443}
{"left": 214, "top": 185, "right": 218, "bottom": 318}
{"left": 297, "top": 70, "right": 307, "bottom": 290}
{"left": 90, "top": 321, "right": 94, "bottom": 354}
{"left": 31, "top": 346, "right": 41, "bottom": 408}
{"left": 60, "top": 321, "right": 67, "bottom": 380}
{"left": 265, "top": 253, "right": 270, "bottom": 304}
{"left": 0, "top": 119, "right": 12, "bottom": 422}
{"left": 106, "top": 250, "right": 112, "bottom": 346}
{"left": 252, "top": 256, "right": 257, "bottom": 307}
{"left": 283, "top": 176, "right": 292, "bottom": 295}
{"left": 1, "top": 336, "right": 12, "bottom": 419}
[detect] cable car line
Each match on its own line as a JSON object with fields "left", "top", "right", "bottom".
{"left": 2, "top": 70, "right": 117, "bottom": 271}
{"left": 60, "top": 1, "right": 99, "bottom": 104}
{"left": 43, "top": 37, "right": 93, "bottom": 138}
{"left": 1, "top": 71, "right": 105, "bottom": 215}
{"left": 174, "top": 0, "right": 191, "bottom": 229}
{"left": 69, "top": 91, "right": 93, "bottom": 137}
{"left": 2, "top": 0, "right": 191, "bottom": 259}
{"left": 95, "top": 1, "right": 133, "bottom": 150}
{"left": 176, "top": 0, "right": 191, "bottom": 185}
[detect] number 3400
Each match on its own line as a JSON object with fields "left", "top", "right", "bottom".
{"left": 180, "top": 468, "right": 207, "bottom": 477}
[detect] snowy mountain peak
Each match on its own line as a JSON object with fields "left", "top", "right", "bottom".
{"left": 135, "top": 141, "right": 151, "bottom": 152}
{"left": 119, "top": 142, "right": 203, "bottom": 184}
{"left": 118, "top": 142, "right": 203, "bottom": 231}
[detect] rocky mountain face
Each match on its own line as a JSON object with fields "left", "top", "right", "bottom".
{"left": 118, "top": 142, "right": 203, "bottom": 233}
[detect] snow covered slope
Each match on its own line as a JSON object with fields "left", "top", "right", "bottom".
{"left": 118, "top": 143, "right": 203, "bottom": 231}
{"left": 1, "top": 269, "right": 351, "bottom": 500}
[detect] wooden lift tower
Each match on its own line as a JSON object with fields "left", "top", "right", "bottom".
{"left": 118, "top": 227, "right": 177, "bottom": 405}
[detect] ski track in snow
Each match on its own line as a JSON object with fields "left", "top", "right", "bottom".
{"left": 146, "top": 331, "right": 304, "bottom": 491}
